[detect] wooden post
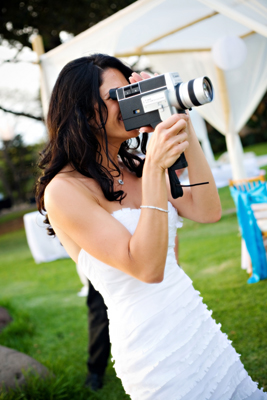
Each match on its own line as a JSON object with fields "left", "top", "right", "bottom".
{"left": 32, "top": 35, "right": 50, "bottom": 120}
{"left": 32, "top": 35, "right": 45, "bottom": 57}
{"left": 215, "top": 66, "right": 230, "bottom": 131}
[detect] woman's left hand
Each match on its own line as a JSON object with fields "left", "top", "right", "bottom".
{"left": 129, "top": 71, "right": 153, "bottom": 84}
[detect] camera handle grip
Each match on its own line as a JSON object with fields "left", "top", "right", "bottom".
{"left": 150, "top": 118, "right": 188, "bottom": 199}
{"left": 167, "top": 153, "right": 188, "bottom": 199}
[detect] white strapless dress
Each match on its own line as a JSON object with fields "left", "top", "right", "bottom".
{"left": 78, "top": 202, "right": 266, "bottom": 400}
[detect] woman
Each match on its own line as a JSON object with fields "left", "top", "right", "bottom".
{"left": 36, "top": 54, "right": 266, "bottom": 399}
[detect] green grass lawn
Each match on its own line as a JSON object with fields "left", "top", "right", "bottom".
{"left": 1, "top": 144, "right": 267, "bottom": 399}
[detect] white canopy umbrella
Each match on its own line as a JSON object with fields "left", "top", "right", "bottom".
{"left": 34, "top": 0, "right": 267, "bottom": 180}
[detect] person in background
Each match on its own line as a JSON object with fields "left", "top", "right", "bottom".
{"left": 85, "top": 281, "right": 110, "bottom": 391}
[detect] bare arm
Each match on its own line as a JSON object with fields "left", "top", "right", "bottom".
{"left": 130, "top": 71, "right": 221, "bottom": 224}
{"left": 45, "top": 115, "right": 189, "bottom": 284}
{"left": 168, "top": 114, "right": 221, "bottom": 223}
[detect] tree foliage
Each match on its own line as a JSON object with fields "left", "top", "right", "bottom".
{"left": 0, "top": 0, "right": 135, "bottom": 51}
{"left": 0, "top": 134, "right": 44, "bottom": 203}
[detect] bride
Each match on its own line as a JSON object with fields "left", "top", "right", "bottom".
{"left": 36, "top": 54, "right": 266, "bottom": 399}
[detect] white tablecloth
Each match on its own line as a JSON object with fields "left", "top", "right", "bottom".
{"left": 180, "top": 152, "right": 263, "bottom": 189}
{"left": 23, "top": 211, "right": 70, "bottom": 263}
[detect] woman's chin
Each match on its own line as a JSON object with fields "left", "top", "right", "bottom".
{"left": 129, "top": 128, "right": 140, "bottom": 137}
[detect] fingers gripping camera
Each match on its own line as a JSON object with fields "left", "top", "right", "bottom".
{"left": 109, "top": 73, "right": 214, "bottom": 198}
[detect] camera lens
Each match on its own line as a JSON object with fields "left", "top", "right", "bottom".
{"left": 203, "top": 78, "right": 212, "bottom": 101}
{"left": 172, "top": 76, "right": 213, "bottom": 110}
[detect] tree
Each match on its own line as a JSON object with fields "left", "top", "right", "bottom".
{"left": 0, "top": 0, "right": 135, "bottom": 52}
{"left": 0, "top": 134, "right": 44, "bottom": 204}
{"left": 0, "top": 0, "right": 136, "bottom": 122}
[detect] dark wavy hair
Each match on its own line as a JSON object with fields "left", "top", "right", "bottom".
{"left": 35, "top": 54, "right": 148, "bottom": 235}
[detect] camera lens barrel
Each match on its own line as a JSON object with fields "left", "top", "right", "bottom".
{"left": 173, "top": 76, "right": 213, "bottom": 110}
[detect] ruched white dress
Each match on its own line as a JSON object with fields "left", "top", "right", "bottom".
{"left": 78, "top": 202, "right": 266, "bottom": 400}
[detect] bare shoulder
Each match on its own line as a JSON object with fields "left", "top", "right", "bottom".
{"left": 42, "top": 166, "right": 138, "bottom": 267}
{"left": 44, "top": 167, "right": 100, "bottom": 211}
{"left": 44, "top": 167, "right": 104, "bottom": 238}
{"left": 43, "top": 168, "right": 106, "bottom": 262}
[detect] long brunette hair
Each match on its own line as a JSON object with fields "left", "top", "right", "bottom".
{"left": 35, "top": 54, "right": 148, "bottom": 235}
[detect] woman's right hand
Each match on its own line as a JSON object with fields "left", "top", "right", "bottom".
{"left": 129, "top": 72, "right": 189, "bottom": 171}
{"left": 145, "top": 113, "right": 189, "bottom": 172}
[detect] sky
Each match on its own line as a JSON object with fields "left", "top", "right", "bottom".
{"left": 0, "top": 41, "right": 47, "bottom": 145}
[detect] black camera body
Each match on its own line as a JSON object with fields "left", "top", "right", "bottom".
{"left": 111, "top": 74, "right": 179, "bottom": 131}
{"left": 109, "top": 72, "right": 213, "bottom": 198}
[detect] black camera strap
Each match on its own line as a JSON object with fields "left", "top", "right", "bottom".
{"left": 179, "top": 182, "right": 209, "bottom": 187}
{"left": 168, "top": 155, "right": 210, "bottom": 198}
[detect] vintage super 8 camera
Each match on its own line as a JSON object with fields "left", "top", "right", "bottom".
{"left": 109, "top": 72, "right": 213, "bottom": 198}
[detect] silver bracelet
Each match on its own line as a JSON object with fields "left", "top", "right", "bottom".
{"left": 140, "top": 205, "right": 169, "bottom": 213}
